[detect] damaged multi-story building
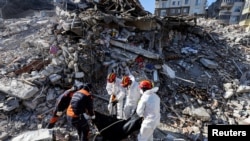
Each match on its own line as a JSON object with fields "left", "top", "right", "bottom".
{"left": 207, "top": 0, "right": 246, "bottom": 25}
{"left": 154, "top": 0, "right": 207, "bottom": 17}
{"left": 218, "top": 0, "right": 245, "bottom": 25}
{"left": 239, "top": 0, "right": 250, "bottom": 31}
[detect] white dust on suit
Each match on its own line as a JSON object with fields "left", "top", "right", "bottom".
{"left": 123, "top": 74, "right": 141, "bottom": 120}
{"left": 136, "top": 87, "right": 161, "bottom": 141}
{"left": 106, "top": 78, "right": 125, "bottom": 119}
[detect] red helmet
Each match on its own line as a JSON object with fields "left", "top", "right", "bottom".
{"left": 139, "top": 80, "right": 153, "bottom": 90}
{"left": 107, "top": 73, "right": 116, "bottom": 83}
{"left": 121, "top": 76, "right": 131, "bottom": 87}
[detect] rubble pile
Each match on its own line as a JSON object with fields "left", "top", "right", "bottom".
{"left": 0, "top": 0, "right": 54, "bottom": 19}
{"left": 0, "top": 0, "right": 250, "bottom": 141}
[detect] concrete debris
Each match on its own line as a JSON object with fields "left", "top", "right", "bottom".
{"left": 11, "top": 129, "right": 53, "bottom": 141}
{"left": 238, "top": 117, "right": 250, "bottom": 125}
{"left": 0, "top": 78, "right": 39, "bottom": 100}
{"left": 0, "top": 132, "right": 9, "bottom": 141}
{"left": 2, "top": 97, "right": 20, "bottom": 112}
{"left": 0, "top": 0, "right": 249, "bottom": 141}
{"left": 110, "top": 39, "right": 161, "bottom": 59}
{"left": 199, "top": 58, "right": 218, "bottom": 69}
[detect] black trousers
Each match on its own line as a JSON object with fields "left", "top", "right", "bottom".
{"left": 67, "top": 115, "right": 89, "bottom": 141}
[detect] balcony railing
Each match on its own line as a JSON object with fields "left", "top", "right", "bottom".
{"left": 219, "top": 11, "right": 232, "bottom": 15}
{"left": 218, "top": 19, "right": 230, "bottom": 25}
{"left": 221, "top": 2, "right": 234, "bottom": 8}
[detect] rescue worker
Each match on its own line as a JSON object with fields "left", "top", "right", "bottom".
{"left": 66, "top": 83, "right": 95, "bottom": 141}
{"left": 47, "top": 81, "right": 84, "bottom": 129}
{"left": 121, "top": 68, "right": 141, "bottom": 120}
{"left": 106, "top": 72, "right": 126, "bottom": 119}
{"left": 136, "top": 80, "right": 160, "bottom": 141}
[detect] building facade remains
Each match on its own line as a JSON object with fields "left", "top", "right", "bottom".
{"left": 154, "top": 0, "right": 207, "bottom": 17}
{"left": 239, "top": 0, "right": 250, "bottom": 31}
{"left": 218, "top": 0, "right": 245, "bottom": 25}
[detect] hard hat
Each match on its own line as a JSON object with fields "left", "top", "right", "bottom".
{"left": 107, "top": 73, "right": 116, "bottom": 83}
{"left": 139, "top": 80, "right": 153, "bottom": 90}
{"left": 121, "top": 76, "right": 131, "bottom": 87}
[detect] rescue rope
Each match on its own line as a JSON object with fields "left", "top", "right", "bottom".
{"left": 92, "top": 119, "right": 125, "bottom": 141}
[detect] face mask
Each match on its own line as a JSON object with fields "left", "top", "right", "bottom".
{"left": 140, "top": 89, "right": 144, "bottom": 95}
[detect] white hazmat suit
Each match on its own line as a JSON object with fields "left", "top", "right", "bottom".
{"left": 106, "top": 78, "right": 125, "bottom": 119}
{"left": 136, "top": 87, "right": 161, "bottom": 141}
{"left": 123, "top": 74, "right": 141, "bottom": 120}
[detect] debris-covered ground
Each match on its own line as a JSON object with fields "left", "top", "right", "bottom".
{"left": 0, "top": 0, "right": 250, "bottom": 141}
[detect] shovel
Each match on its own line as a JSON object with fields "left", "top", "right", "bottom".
{"left": 162, "top": 64, "right": 195, "bottom": 85}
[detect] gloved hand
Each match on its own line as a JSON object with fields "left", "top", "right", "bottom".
{"left": 56, "top": 111, "right": 63, "bottom": 116}
{"left": 83, "top": 114, "right": 95, "bottom": 123}
{"left": 87, "top": 117, "right": 96, "bottom": 126}
{"left": 90, "top": 115, "right": 96, "bottom": 125}
{"left": 111, "top": 94, "right": 116, "bottom": 101}
{"left": 111, "top": 99, "right": 118, "bottom": 106}
{"left": 83, "top": 113, "right": 90, "bottom": 119}
{"left": 91, "top": 115, "right": 96, "bottom": 120}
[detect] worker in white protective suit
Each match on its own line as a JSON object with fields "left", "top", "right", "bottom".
{"left": 136, "top": 80, "right": 161, "bottom": 141}
{"left": 106, "top": 72, "right": 126, "bottom": 119}
{"left": 120, "top": 72, "right": 141, "bottom": 120}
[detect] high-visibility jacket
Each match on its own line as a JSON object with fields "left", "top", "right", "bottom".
{"left": 66, "top": 89, "right": 94, "bottom": 118}
{"left": 50, "top": 89, "right": 74, "bottom": 121}
{"left": 48, "top": 89, "right": 75, "bottom": 128}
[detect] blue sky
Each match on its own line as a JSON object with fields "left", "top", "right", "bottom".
{"left": 140, "top": 0, "right": 216, "bottom": 13}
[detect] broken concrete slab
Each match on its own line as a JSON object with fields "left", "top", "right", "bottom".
{"left": 0, "top": 78, "right": 39, "bottom": 100}
{"left": 236, "top": 85, "right": 250, "bottom": 94}
{"left": 183, "top": 106, "right": 211, "bottom": 121}
{"left": 110, "top": 39, "right": 161, "bottom": 59}
{"left": 0, "top": 132, "right": 9, "bottom": 141}
{"left": 11, "top": 129, "right": 53, "bottom": 141}
{"left": 199, "top": 58, "right": 218, "bottom": 69}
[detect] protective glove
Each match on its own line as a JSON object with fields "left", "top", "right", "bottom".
{"left": 86, "top": 119, "right": 93, "bottom": 127}
{"left": 87, "top": 117, "right": 96, "bottom": 127}
{"left": 83, "top": 113, "right": 90, "bottom": 119}
{"left": 111, "top": 94, "right": 116, "bottom": 101}
{"left": 91, "top": 115, "right": 96, "bottom": 119}
{"left": 56, "top": 111, "right": 63, "bottom": 116}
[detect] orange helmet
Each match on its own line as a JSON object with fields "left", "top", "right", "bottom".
{"left": 107, "top": 73, "right": 116, "bottom": 83}
{"left": 139, "top": 80, "right": 153, "bottom": 90}
{"left": 121, "top": 76, "right": 131, "bottom": 87}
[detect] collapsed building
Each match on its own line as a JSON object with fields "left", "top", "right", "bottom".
{"left": 0, "top": 0, "right": 250, "bottom": 141}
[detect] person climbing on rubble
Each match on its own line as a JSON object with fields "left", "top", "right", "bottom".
{"left": 121, "top": 67, "right": 141, "bottom": 120}
{"left": 47, "top": 80, "right": 84, "bottom": 129}
{"left": 136, "top": 80, "right": 161, "bottom": 141}
{"left": 106, "top": 72, "right": 126, "bottom": 119}
{"left": 66, "top": 83, "right": 95, "bottom": 141}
